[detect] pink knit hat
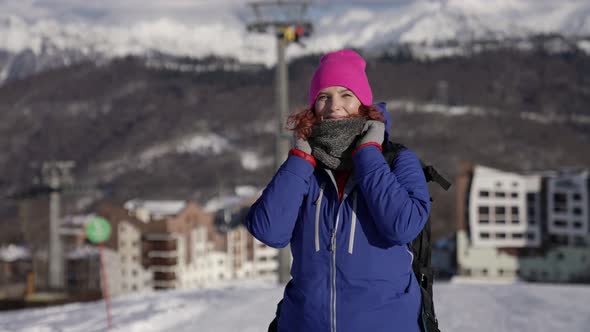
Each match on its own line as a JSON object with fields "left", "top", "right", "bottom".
{"left": 308, "top": 49, "right": 373, "bottom": 109}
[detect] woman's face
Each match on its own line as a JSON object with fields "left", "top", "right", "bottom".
{"left": 314, "top": 86, "right": 361, "bottom": 120}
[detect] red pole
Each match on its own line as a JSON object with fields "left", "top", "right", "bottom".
{"left": 99, "top": 243, "right": 113, "bottom": 329}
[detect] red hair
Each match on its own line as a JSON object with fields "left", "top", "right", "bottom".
{"left": 287, "top": 105, "right": 386, "bottom": 139}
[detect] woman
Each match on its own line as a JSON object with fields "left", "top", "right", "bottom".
{"left": 245, "top": 49, "right": 430, "bottom": 332}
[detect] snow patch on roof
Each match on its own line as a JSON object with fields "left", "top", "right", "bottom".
{"left": 0, "top": 244, "right": 30, "bottom": 262}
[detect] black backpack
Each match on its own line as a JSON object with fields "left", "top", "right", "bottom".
{"left": 383, "top": 141, "right": 451, "bottom": 332}
{"left": 268, "top": 141, "right": 451, "bottom": 332}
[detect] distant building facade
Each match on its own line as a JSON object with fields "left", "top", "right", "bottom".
{"left": 79, "top": 196, "right": 278, "bottom": 297}
{"left": 456, "top": 164, "right": 590, "bottom": 283}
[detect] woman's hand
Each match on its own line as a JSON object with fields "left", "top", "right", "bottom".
{"left": 357, "top": 120, "right": 384, "bottom": 147}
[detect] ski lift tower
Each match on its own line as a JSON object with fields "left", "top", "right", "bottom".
{"left": 246, "top": 0, "right": 313, "bottom": 285}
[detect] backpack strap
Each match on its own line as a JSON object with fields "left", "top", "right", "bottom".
{"left": 382, "top": 141, "right": 451, "bottom": 192}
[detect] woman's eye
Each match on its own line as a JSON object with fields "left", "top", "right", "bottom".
{"left": 342, "top": 94, "right": 352, "bottom": 98}
{"left": 318, "top": 96, "right": 327, "bottom": 101}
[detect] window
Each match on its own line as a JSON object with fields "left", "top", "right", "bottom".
{"left": 573, "top": 236, "right": 588, "bottom": 247}
{"left": 573, "top": 221, "right": 582, "bottom": 229}
{"left": 479, "top": 190, "right": 490, "bottom": 197}
{"left": 511, "top": 192, "right": 519, "bottom": 198}
{"left": 479, "top": 219, "right": 490, "bottom": 224}
{"left": 573, "top": 193, "right": 582, "bottom": 201}
{"left": 512, "top": 233, "right": 524, "bottom": 239}
{"left": 527, "top": 233, "right": 535, "bottom": 240}
{"left": 573, "top": 207, "right": 582, "bottom": 215}
{"left": 478, "top": 206, "right": 490, "bottom": 214}
{"left": 480, "top": 232, "right": 490, "bottom": 239}
{"left": 527, "top": 206, "right": 536, "bottom": 217}
{"left": 550, "top": 235, "right": 567, "bottom": 245}
{"left": 554, "top": 220, "right": 567, "bottom": 227}
{"left": 511, "top": 219, "right": 520, "bottom": 224}
{"left": 496, "top": 219, "right": 506, "bottom": 224}
{"left": 495, "top": 192, "right": 506, "bottom": 198}
{"left": 553, "top": 193, "right": 567, "bottom": 213}
{"left": 528, "top": 219, "right": 536, "bottom": 225}
{"left": 498, "top": 269, "right": 504, "bottom": 276}
{"left": 495, "top": 207, "right": 506, "bottom": 214}
{"left": 482, "top": 268, "right": 488, "bottom": 275}
{"left": 527, "top": 193, "right": 536, "bottom": 202}
{"left": 496, "top": 233, "right": 506, "bottom": 239}
{"left": 511, "top": 206, "right": 519, "bottom": 215}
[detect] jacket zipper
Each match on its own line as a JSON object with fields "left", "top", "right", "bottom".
{"left": 330, "top": 192, "right": 347, "bottom": 332}
{"left": 330, "top": 212, "right": 340, "bottom": 332}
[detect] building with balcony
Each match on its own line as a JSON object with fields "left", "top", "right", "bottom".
{"left": 456, "top": 164, "right": 590, "bottom": 283}
{"left": 85, "top": 192, "right": 277, "bottom": 296}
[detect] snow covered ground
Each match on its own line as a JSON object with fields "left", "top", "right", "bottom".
{"left": 0, "top": 279, "right": 589, "bottom": 332}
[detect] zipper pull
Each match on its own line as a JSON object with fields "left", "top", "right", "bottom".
{"left": 330, "top": 233, "right": 336, "bottom": 251}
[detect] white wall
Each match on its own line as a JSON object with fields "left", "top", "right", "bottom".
{"left": 469, "top": 166, "right": 542, "bottom": 248}
{"left": 117, "top": 221, "right": 152, "bottom": 294}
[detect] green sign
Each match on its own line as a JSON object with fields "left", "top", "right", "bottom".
{"left": 86, "top": 216, "right": 112, "bottom": 244}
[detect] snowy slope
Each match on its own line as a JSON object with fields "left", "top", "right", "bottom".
{"left": 0, "top": 280, "right": 589, "bottom": 332}
{"left": 1, "top": 0, "right": 590, "bottom": 66}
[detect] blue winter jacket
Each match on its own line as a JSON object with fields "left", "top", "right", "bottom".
{"left": 245, "top": 103, "right": 431, "bottom": 332}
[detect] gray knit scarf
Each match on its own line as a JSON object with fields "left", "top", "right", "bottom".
{"left": 308, "top": 117, "right": 367, "bottom": 171}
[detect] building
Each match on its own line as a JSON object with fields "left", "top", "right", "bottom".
{"left": 204, "top": 191, "right": 279, "bottom": 282}
{"left": 546, "top": 170, "right": 589, "bottom": 247}
{"left": 468, "top": 166, "right": 543, "bottom": 248}
{"left": 456, "top": 164, "right": 590, "bottom": 283}
{"left": 0, "top": 245, "right": 32, "bottom": 298}
{"left": 81, "top": 194, "right": 278, "bottom": 296}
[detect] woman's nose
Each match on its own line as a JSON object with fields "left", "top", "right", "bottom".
{"left": 330, "top": 96, "right": 342, "bottom": 110}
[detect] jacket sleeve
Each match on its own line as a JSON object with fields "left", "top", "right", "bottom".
{"left": 245, "top": 155, "right": 314, "bottom": 248}
{"left": 352, "top": 145, "right": 430, "bottom": 246}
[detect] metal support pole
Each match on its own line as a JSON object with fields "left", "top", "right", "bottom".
{"left": 246, "top": 0, "right": 313, "bottom": 286}
{"left": 48, "top": 168, "right": 64, "bottom": 289}
{"left": 43, "top": 161, "right": 74, "bottom": 290}
{"left": 276, "top": 37, "right": 293, "bottom": 285}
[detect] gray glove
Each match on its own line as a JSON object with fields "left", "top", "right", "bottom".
{"left": 294, "top": 134, "right": 312, "bottom": 155}
{"left": 357, "top": 120, "right": 385, "bottom": 147}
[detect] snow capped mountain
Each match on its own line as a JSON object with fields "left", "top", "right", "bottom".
{"left": 0, "top": 0, "right": 590, "bottom": 72}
